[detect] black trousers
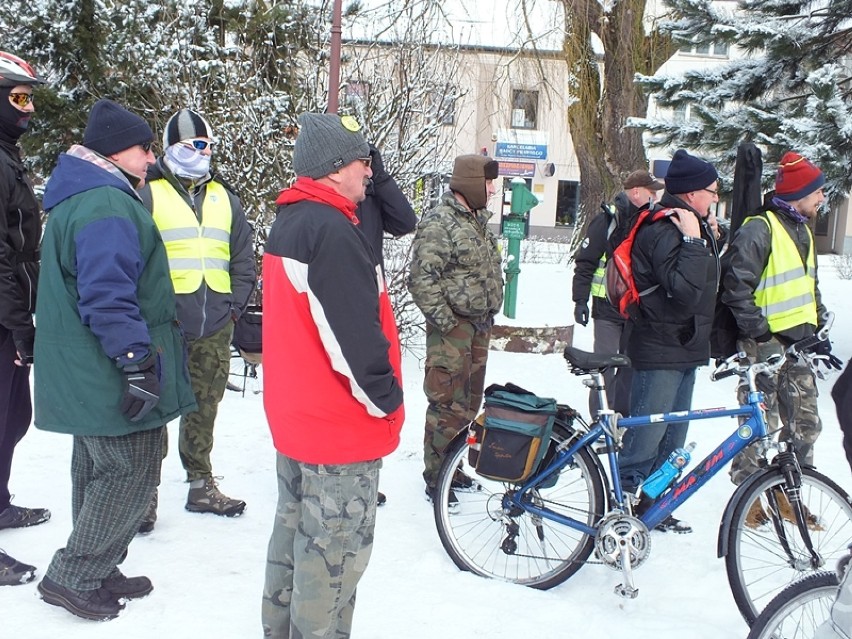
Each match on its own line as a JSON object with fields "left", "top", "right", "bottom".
{"left": 0, "top": 327, "right": 32, "bottom": 512}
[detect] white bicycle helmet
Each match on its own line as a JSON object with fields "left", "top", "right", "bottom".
{"left": 0, "top": 51, "right": 44, "bottom": 87}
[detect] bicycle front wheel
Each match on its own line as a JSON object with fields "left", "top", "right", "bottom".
{"left": 746, "top": 571, "right": 839, "bottom": 639}
{"left": 725, "top": 466, "right": 852, "bottom": 624}
{"left": 433, "top": 425, "right": 606, "bottom": 590}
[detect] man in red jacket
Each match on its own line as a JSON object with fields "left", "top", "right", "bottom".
{"left": 260, "top": 113, "right": 405, "bottom": 639}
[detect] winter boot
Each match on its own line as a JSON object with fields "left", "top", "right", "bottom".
{"left": 137, "top": 489, "right": 158, "bottom": 535}
{"left": 38, "top": 576, "right": 125, "bottom": 621}
{"left": 744, "top": 501, "right": 769, "bottom": 529}
{"left": 376, "top": 491, "right": 387, "bottom": 506}
{"left": 425, "top": 487, "right": 459, "bottom": 513}
{"left": 654, "top": 514, "right": 693, "bottom": 534}
{"left": 102, "top": 570, "right": 153, "bottom": 599}
{"left": 185, "top": 477, "right": 246, "bottom": 517}
{"left": 0, "top": 550, "right": 36, "bottom": 586}
{"left": 0, "top": 504, "right": 51, "bottom": 530}
{"left": 772, "top": 489, "right": 825, "bottom": 531}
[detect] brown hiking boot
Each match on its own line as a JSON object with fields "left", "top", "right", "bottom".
{"left": 773, "top": 490, "right": 825, "bottom": 531}
{"left": 744, "top": 491, "right": 824, "bottom": 531}
{"left": 745, "top": 500, "right": 769, "bottom": 529}
{"left": 137, "top": 489, "right": 158, "bottom": 535}
{"left": 185, "top": 477, "right": 246, "bottom": 517}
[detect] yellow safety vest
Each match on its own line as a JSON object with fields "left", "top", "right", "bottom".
{"left": 591, "top": 203, "right": 617, "bottom": 299}
{"left": 149, "top": 180, "right": 232, "bottom": 294}
{"left": 747, "top": 210, "right": 817, "bottom": 333}
{"left": 591, "top": 255, "right": 607, "bottom": 298}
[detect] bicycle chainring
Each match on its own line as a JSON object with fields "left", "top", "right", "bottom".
{"left": 594, "top": 513, "right": 651, "bottom": 571}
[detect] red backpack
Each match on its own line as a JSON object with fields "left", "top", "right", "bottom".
{"left": 605, "top": 208, "right": 670, "bottom": 319}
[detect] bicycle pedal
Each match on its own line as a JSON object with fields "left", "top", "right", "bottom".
{"left": 614, "top": 583, "right": 639, "bottom": 599}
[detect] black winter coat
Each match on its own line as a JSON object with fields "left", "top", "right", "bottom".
{"left": 355, "top": 169, "right": 416, "bottom": 272}
{"left": 0, "top": 140, "right": 40, "bottom": 348}
{"left": 627, "top": 192, "right": 722, "bottom": 370}
{"left": 572, "top": 192, "right": 645, "bottom": 323}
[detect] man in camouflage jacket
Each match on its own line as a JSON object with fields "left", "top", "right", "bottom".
{"left": 407, "top": 154, "right": 503, "bottom": 497}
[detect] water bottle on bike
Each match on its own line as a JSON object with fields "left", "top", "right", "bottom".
{"left": 639, "top": 442, "right": 697, "bottom": 500}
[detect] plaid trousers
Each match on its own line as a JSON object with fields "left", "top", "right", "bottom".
{"left": 45, "top": 426, "right": 163, "bottom": 591}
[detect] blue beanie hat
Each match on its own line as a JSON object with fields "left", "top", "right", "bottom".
{"left": 83, "top": 99, "right": 154, "bottom": 157}
{"left": 665, "top": 149, "right": 718, "bottom": 195}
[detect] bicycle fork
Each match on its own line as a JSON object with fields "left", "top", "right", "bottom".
{"left": 770, "top": 451, "right": 823, "bottom": 570}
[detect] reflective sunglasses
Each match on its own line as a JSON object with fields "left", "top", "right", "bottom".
{"left": 357, "top": 156, "right": 372, "bottom": 168}
{"left": 182, "top": 139, "right": 215, "bottom": 151}
{"left": 8, "top": 92, "right": 33, "bottom": 108}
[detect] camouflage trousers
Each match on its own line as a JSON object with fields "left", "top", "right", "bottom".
{"left": 422, "top": 320, "right": 490, "bottom": 488}
{"left": 730, "top": 336, "right": 822, "bottom": 485}
{"left": 262, "top": 453, "right": 381, "bottom": 639}
{"left": 164, "top": 322, "right": 233, "bottom": 481}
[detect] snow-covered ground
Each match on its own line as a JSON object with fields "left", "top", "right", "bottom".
{"left": 4, "top": 259, "right": 851, "bottom": 638}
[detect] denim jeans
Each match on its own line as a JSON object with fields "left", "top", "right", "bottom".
{"left": 619, "top": 368, "right": 696, "bottom": 493}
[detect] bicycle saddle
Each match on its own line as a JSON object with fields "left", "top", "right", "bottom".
{"left": 563, "top": 346, "right": 631, "bottom": 372}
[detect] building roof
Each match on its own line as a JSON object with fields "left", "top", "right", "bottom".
{"left": 344, "top": 0, "right": 566, "bottom": 52}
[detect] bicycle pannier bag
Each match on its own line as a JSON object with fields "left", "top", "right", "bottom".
{"left": 233, "top": 304, "right": 262, "bottom": 363}
{"left": 468, "top": 383, "right": 557, "bottom": 483}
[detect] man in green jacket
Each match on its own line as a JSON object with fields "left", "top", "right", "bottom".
{"left": 407, "top": 154, "right": 503, "bottom": 502}
{"left": 33, "top": 99, "right": 196, "bottom": 621}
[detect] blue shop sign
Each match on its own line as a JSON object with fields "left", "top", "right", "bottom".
{"left": 495, "top": 141, "right": 547, "bottom": 161}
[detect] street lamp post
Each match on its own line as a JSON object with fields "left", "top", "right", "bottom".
{"left": 327, "top": 0, "right": 342, "bottom": 113}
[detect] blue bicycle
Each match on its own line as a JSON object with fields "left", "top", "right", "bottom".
{"left": 433, "top": 326, "right": 852, "bottom": 625}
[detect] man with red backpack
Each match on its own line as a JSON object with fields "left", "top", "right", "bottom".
{"left": 619, "top": 149, "right": 724, "bottom": 533}
{"left": 571, "top": 170, "right": 663, "bottom": 417}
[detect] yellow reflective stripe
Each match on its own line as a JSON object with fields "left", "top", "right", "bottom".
{"left": 150, "top": 180, "right": 232, "bottom": 294}
{"left": 746, "top": 211, "right": 817, "bottom": 332}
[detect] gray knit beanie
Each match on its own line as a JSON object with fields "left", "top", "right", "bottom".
{"left": 293, "top": 113, "right": 369, "bottom": 179}
{"left": 449, "top": 154, "right": 499, "bottom": 210}
{"left": 163, "top": 109, "right": 214, "bottom": 148}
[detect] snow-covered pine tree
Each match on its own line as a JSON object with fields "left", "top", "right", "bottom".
{"left": 633, "top": 0, "right": 852, "bottom": 205}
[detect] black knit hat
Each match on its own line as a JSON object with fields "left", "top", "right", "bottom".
{"left": 83, "top": 99, "right": 154, "bottom": 157}
{"left": 665, "top": 149, "right": 718, "bottom": 195}
{"left": 449, "top": 154, "right": 499, "bottom": 210}
{"left": 163, "top": 109, "right": 214, "bottom": 148}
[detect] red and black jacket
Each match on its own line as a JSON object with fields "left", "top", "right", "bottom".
{"left": 262, "top": 178, "right": 404, "bottom": 464}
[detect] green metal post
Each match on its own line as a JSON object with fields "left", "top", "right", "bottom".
{"left": 502, "top": 179, "right": 538, "bottom": 319}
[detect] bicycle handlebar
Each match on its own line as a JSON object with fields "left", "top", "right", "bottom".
{"left": 710, "top": 311, "right": 834, "bottom": 384}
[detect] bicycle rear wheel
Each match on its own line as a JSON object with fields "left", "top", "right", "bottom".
{"left": 746, "top": 571, "right": 839, "bottom": 639}
{"left": 433, "top": 425, "right": 605, "bottom": 589}
{"left": 725, "top": 467, "right": 852, "bottom": 624}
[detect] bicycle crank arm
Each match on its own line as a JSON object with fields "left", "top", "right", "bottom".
{"left": 615, "top": 541, "right": 639, "bottom": 599}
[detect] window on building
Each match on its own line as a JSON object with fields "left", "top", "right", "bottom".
{"left": 345, "top": 80, "right": 370, "bottom": 113}
{"left": 681, "top": 42, "right": 729, "bottom": 58}
{"left": 429, "top": 86, "right": 456, "bottom": 126}
{"left": 511, "top": 89, "right": 538, "bottom": 129}
{"left": 556, "top": 180, "right": 580, "bottom": 226}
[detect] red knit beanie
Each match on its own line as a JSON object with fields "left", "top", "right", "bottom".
{"left": 775, "top": 152, "right": 825, "bottom": 201}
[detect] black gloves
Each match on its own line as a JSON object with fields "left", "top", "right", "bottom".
{"left": 574, "top": 303, "right": 589, "bottom": 327}
{"left": 368, "top": 144, "right": 389, "bottom": 185}
{"left": 13, "top": 336, "right": 34, "bottom": 366}
{"left": 755, "top": 330, "right": 773, "bottom": 343}
{"left": 814, "top": 339, "right": 843, "bottom": 371}
{"left": 120, "top": 354, "right": 161, "bottom": 422}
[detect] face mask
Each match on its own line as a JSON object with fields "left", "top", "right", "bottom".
{"left": 164, "top": 143, "right": 211, "bottom": 179}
